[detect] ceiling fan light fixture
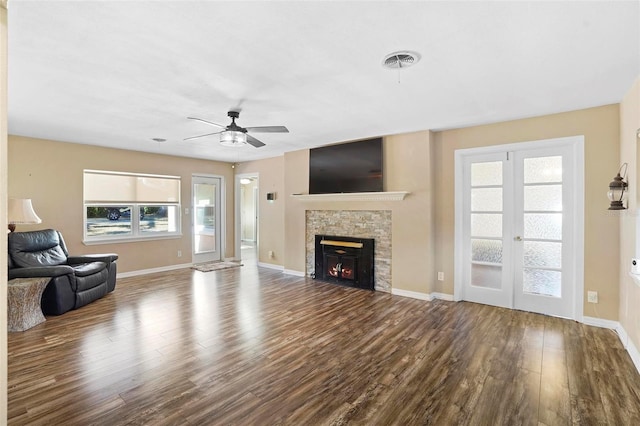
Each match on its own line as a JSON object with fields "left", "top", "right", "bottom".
{"left": 187, "top": 110, "right": 284, "bottom": 148}
{"left": 220, "top": 130, "right": 247, "bottom": 147}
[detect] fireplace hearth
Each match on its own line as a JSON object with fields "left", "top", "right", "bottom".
{"left": 314, "top": 235, "right": 374, "bottom": 290}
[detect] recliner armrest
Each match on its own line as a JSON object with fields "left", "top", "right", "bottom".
{"left": 9, "top": 264, "right": 75, "bottom": 280}
{"left": 67, "top": 253, "right": 118, "bottom": 265}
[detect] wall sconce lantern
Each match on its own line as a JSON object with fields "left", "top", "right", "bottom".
{"left": 608, "top": 163, "right": 628, "bottom": 210}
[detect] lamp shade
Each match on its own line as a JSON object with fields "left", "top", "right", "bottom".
{"left": 8, "top": 198, "right": 42, "bottom": 224}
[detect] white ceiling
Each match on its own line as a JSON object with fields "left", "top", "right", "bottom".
{"left": 7, "top": 1, "right": 640, "bottom": 163}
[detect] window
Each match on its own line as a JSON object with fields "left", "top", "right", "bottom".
{"left": 84, "top": 170, "right": 181, "bottom": 243}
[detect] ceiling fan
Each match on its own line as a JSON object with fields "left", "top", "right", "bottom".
{"left": 185, "top": 110, "right": 288, "bottom": 148}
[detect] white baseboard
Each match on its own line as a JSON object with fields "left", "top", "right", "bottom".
{"left": 431, "top": 292, "right": 454, "bottom": 301}
{"left": 255, "top": 263, "right": 304, "bottom": 276}
{"left": 117, "top": 262, "right": 192, "bottom": 278}
{"left": 391, "top": 288, "right": 455, "bottom": 302}
{"left": 582, "top": 316, "right": 640, "bottom": 375}
{"left": 391, "top": 288, "right": 433, "bottom": 301}
{"left": 615, "top": 324, "right": 640, "bottom": 374}
{"left": 258, "top": 262, "right": 284, "bottom": 271}
{"left": 582, "top": 316, "right": 620, "bottom": 329}
{"left": 255, "top": 263, "right": 305, "bottom": 277}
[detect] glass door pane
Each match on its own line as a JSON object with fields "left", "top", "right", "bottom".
{"left": 470, "top": 161, "right": 503, "bottom": 290}
{"left": 194, "top": 183, "right": 216, "bottom": 254}
{"left": 192, "top": 176, "right": 222, "bottom": 264}
{"left": 521, "top": 156, "right": 562, "bottom": 297}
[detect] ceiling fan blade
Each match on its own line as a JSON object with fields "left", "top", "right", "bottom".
{"left": 246, "top": 134, "right": 266, "bottom": 148}
{"left": 187, "top": 117, "right": 226, "bottom": 128}
{"left": 245, "top": 126, "right": 289, "bottom": 133}
{"left": 183, "top": 131, "right": 223, "bottom": 141}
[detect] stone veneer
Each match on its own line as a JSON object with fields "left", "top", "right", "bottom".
{"left": 305, "top": 210, "right": 392, "bottom": 292}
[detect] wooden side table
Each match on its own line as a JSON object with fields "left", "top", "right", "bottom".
{"left": 8, "top": 277, "right": 49, "bottom": 332}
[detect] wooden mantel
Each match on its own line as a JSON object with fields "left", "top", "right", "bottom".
{"left": 290, "top": 191, "right": 409, "bottom": 202}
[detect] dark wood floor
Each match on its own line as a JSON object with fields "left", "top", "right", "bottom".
{"left": 8, "top": 255, "right": 640, "bottom": 425}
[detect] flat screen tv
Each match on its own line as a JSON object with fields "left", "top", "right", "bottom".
{"left": 309, "top": 137, "right": 383, "bottom": 194}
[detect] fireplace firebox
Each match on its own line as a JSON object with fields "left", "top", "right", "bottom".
{"left": 314, "top": 235, "right": 374, "bottom": 290}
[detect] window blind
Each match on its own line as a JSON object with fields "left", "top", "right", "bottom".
{"left": 84, "top": 170, "right": 180, "bottom": 204}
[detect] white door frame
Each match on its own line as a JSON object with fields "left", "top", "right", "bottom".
{"left": 234, "top": 173, "right": 259, "bottom": 261}
{"left": 192, "top": 174, "right": 225, "bottom": 264}
{"left": 252, "top": 186, "right": 259, "bottom": 242}
{"left": 454, "top": 136, "right": 585, "bottom": 320}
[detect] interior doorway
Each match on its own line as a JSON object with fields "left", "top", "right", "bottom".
{"left": 235, "top": 173, "right": 258, "bottom": 263}
{"left": 454, "top": 136, "right": 584, "bottom": 320}
{"left": 241, "top": 178, "right": 258, "bottom": 242}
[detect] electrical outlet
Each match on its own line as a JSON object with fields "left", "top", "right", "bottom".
{"left": 587, "top": 291, "right": 598, "bottom": 303}
{"left": 437, "top": 272, "right": 444, "bottom": 281}
{"left": 177, "top": 250, "right": 182, "bottom": 258}
{"left": 268, "top": 250, "right": 274, "bottom": 258}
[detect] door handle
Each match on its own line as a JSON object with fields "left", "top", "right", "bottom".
{"left": 514, "top": 236, "right": 523, "bottom": 241}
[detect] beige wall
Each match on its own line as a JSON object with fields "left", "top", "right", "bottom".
{"left": 241, "top": 107, "right": 623, "bottom": 317}
{"left": 10, "top": 104, "right": 619, "bottom": 318}
{"left": 241, "top": 105, "right": 622, "bottom": 318}
{"left": 283, "top": 149, "right": 309, "bottom": 272}
{"left": 235, "top": 156, "right": 284, "bottom": 265}
{"left": 8, "top": 136, "right": 236, "bottom": 272}
{"left": 245, "top": 132, "right": 436, "bottom": 293}
{"left": 434, "top": 104, "right": 621, "bottom": 320}
{"left": 619, "top": 76, "right": 640, "bottom": 350}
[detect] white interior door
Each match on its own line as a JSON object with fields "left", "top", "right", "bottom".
{"left": 513, "top": 146, "right": 574, "bottom": 317}
{"left": 462, "top": 153, "right": 514, "bottom": 309}
{"left": 458, "top": 139, "right": 582, "bottom": 319}
{"left": 192, "top": 175, "right": 222, "bottom": 264}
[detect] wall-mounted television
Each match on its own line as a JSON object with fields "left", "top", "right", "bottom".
{"left": 309, "top": 137, "right": 383, "bottom": 194}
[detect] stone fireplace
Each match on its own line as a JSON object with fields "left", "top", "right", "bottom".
{"left": 305, "top": 210, "right": 391, "bottom": 292}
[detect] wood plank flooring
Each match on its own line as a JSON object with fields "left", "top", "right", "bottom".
{"left": 8, "top": 260, "right": 640, "bottom": 425}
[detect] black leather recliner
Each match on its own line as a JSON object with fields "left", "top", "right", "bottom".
{"left": 8, "top": 229, "right": 118, "bottom": 315}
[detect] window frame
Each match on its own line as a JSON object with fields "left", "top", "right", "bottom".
{"left": 83, "top": 170, "right": 182, "bottom": 244}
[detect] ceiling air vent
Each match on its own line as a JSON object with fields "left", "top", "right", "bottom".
{"left": 382, "top": 51, "right": 421, "bottom": 69}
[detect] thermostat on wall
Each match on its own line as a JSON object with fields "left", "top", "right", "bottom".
{"left": 632, "top": 258, "right": 640, "bottom": 275}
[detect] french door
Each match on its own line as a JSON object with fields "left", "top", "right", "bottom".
{"left": 192, "top": 175, "right": 222, "bottom": 264}
{"left": 456, "top": 138, "right": 583, "bottom": 319}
